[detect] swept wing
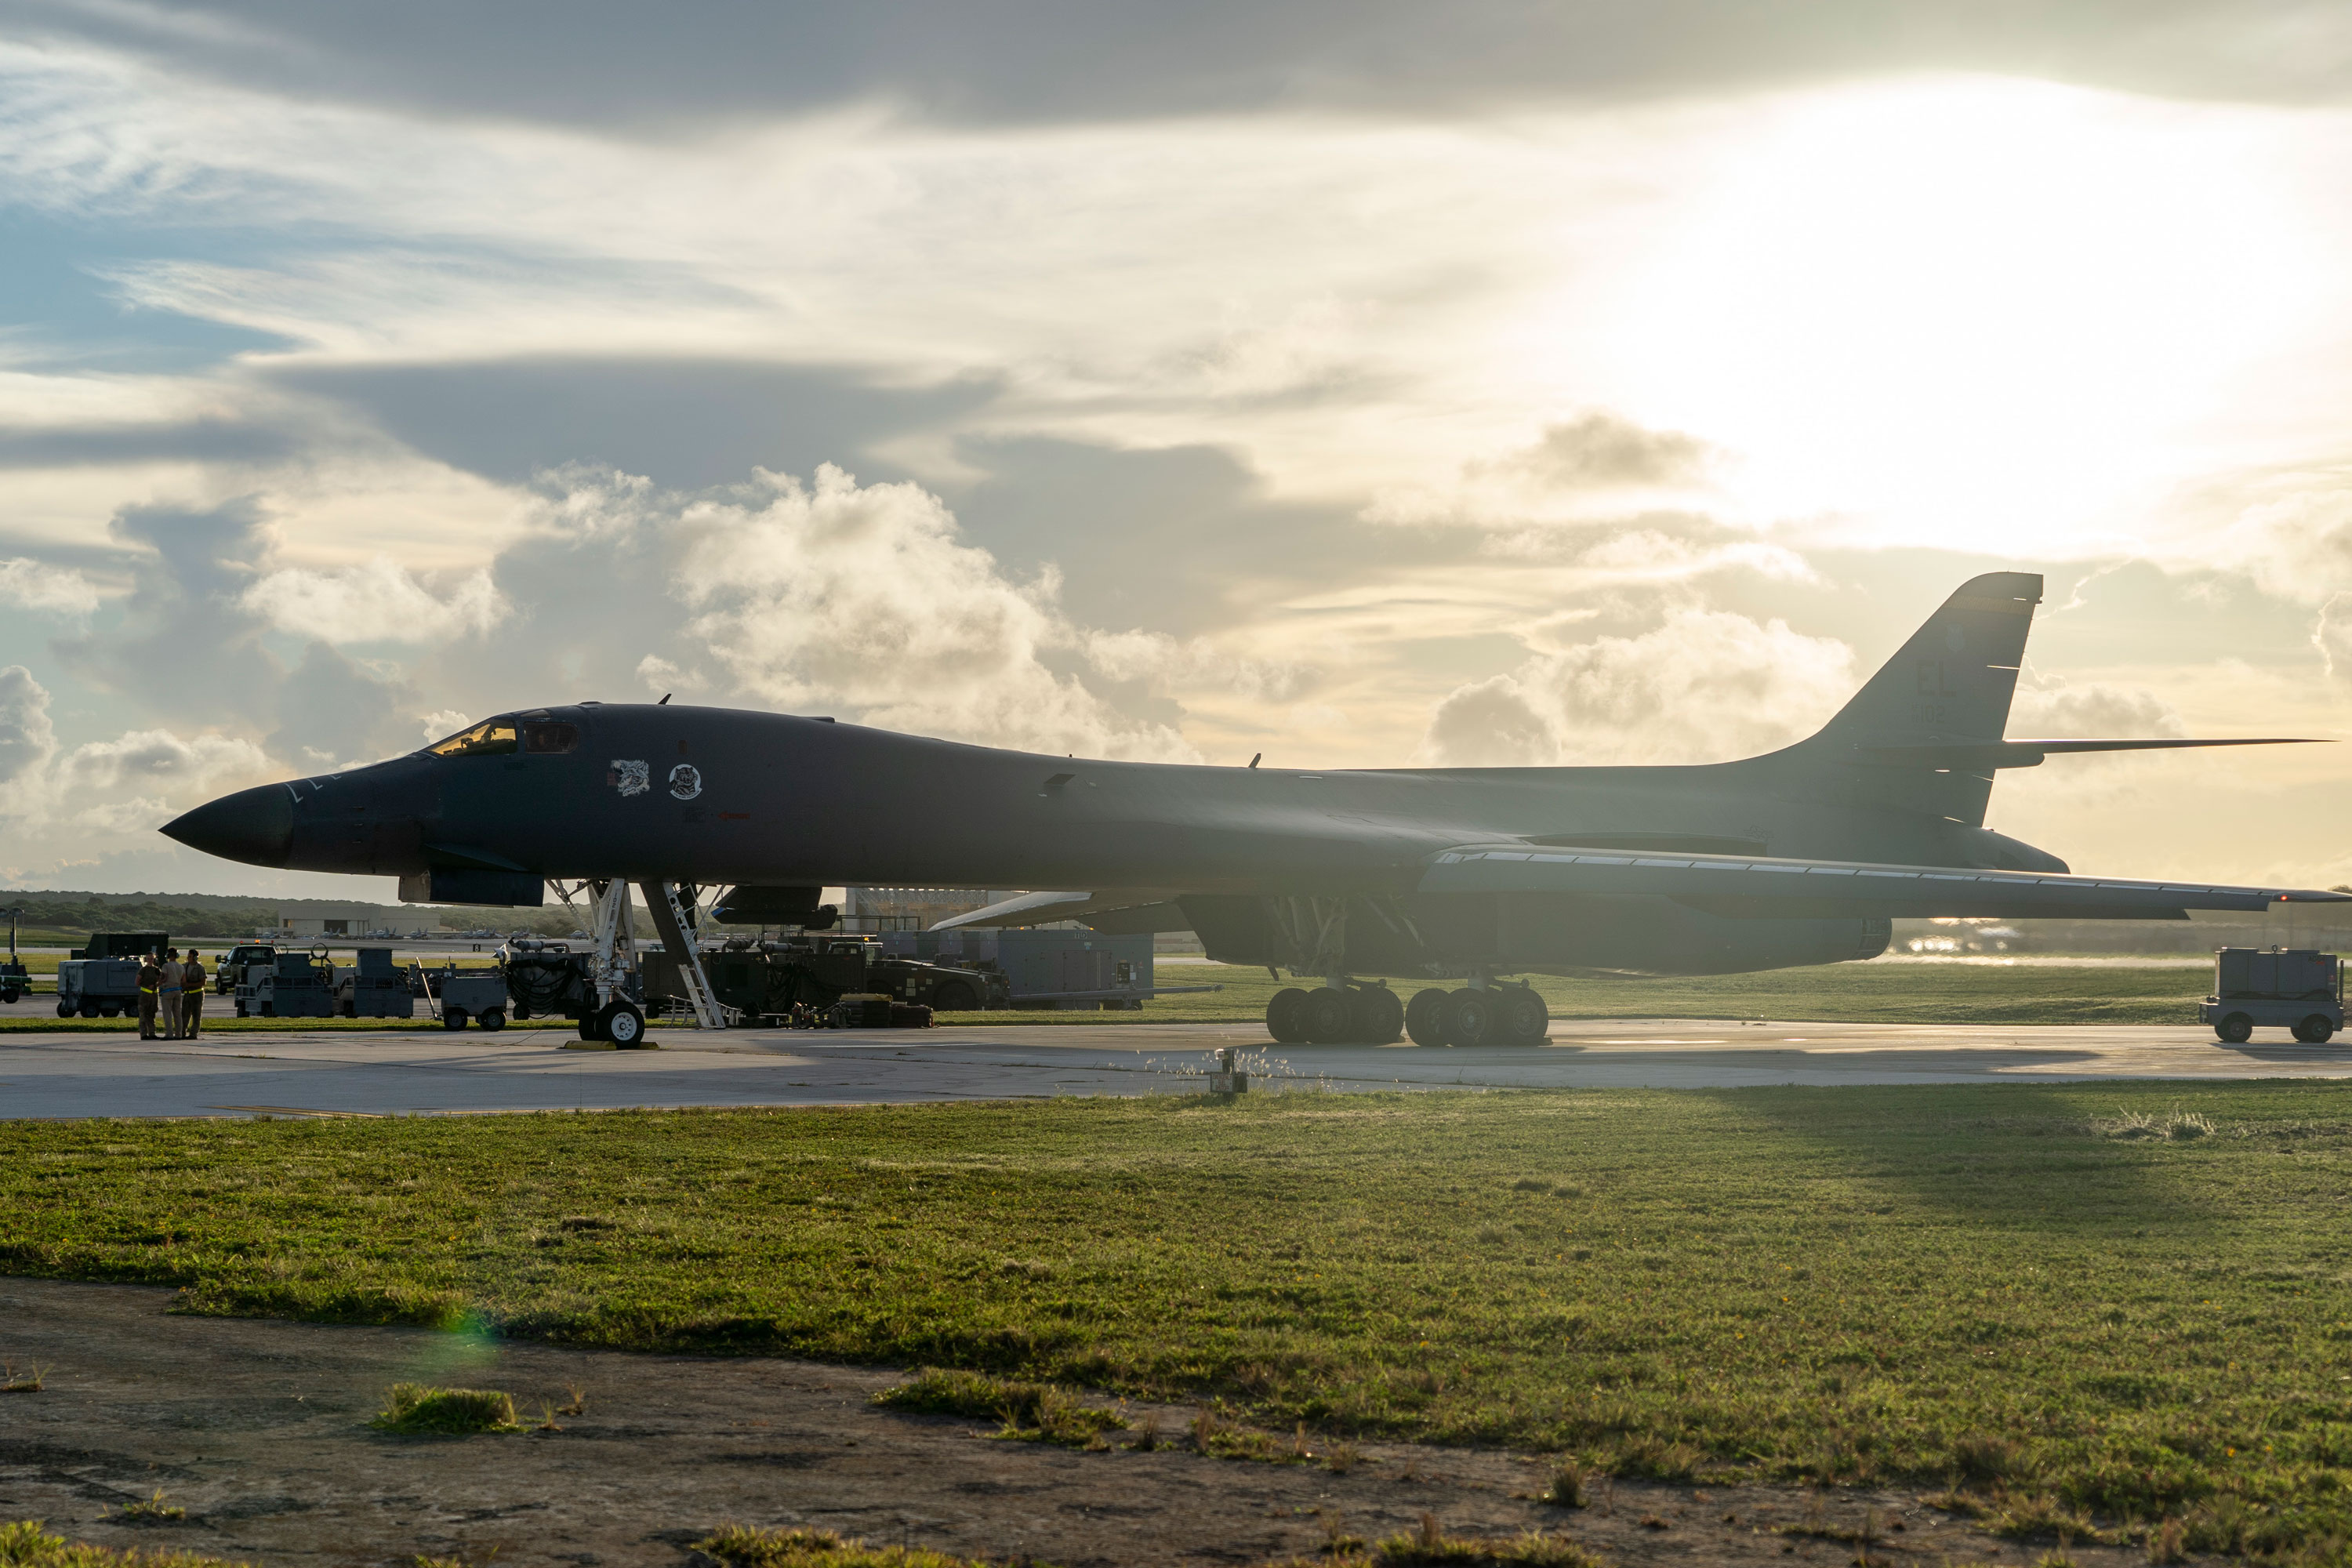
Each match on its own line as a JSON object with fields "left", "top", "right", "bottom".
{"left": 1421, "top": 845, "right": 2352, "bottom": 920}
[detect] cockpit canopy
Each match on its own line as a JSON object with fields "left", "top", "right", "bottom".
{"left": 423, "top": 716, "right": 579, "bottom": 758}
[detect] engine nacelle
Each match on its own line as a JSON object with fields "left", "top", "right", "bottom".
{"left": 1181, "top": 891, "right": 1890, "bottom": 978}
{"left": 1491, "top": 892, "right": 1890, "bottom": 976}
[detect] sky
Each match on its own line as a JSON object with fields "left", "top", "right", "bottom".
{"left": 5, "top": 0, "right": 2352, "bottom": 900}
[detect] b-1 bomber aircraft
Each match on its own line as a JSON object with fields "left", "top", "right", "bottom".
{"left": 165, "top": 572, "right": 2347, "bottom": 1047}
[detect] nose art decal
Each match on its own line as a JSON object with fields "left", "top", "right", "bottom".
{"left": 669, "top": 763, "right": 703, "bottom": 800}
{"left": 610, "top": 760, "right": 650, "bottom": 797}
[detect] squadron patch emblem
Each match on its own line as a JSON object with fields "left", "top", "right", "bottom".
{"left": 610, "top": 759, "right": 650, "bottom": 797}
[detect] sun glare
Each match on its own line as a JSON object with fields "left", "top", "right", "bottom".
{"left": 1600, "top": 77, "right": 2330, "bottom": 552}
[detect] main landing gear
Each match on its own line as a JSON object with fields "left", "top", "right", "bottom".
{"left": 1265, "top": 982, "right": 1405, "bottom": 1044}
{"left": 1402, "top": 982, "right": 1548, "bottom": 1047}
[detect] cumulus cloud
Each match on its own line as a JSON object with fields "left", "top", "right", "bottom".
{"left": 0, "top": 665, "right": 59, "bottom": 786}
{"left": 241, "top": 557, "right": 505, "bottom": 644}
{"left": 0, "top": 662, "right": 275, "bottom": 850}
{"left": 1420, "top": 608, "right": 1855, "bottom": 765}
{"left": 2010, "top": 676, "right": 2187, "bottom": 739}
{"left": 0, "top": 557, "right": 102, "bottom": 616}
{"left": 54, "top": 727, "right": 272, "bottom": 795}
{"left": 1368, "top": 413, "right": 1735, "bottom": 547}
{"left": 1419, "top": 673, "right": 1555, "bottom": 767}
{"left": 483, "top": 464, "right": 1199, "bottom": 760}
{"left": 1497, "top": 412, "right": 1715, "bottom": 491}
{"left": 53, "top": 498, "right": 278, "bottom": 717}
{"left": 2312, "top": 593, "right": 2352, "bottom": 686}
{"left": 1081, "top": 629, "right": 1318, "bottom": 702}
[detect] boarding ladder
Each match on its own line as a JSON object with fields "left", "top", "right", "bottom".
{"left": 640, "top": 880, "right": 728, "bottom": 1031}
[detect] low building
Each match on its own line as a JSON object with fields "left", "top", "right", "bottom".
{"left": 277, "top": 903, "right": 380, "bottom": 938}
{"left": 841, "top": 887, "right": 1025, "bottom": 933}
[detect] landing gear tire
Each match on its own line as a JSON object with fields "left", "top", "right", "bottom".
{"left": 442, "top": 1007, "right": 469, "bottom": 1030}
{"left": 577, "top": 1009, "right": 606, "bottom": 1042}
{"left": 1265, "top": 987, "right": 1312, "bottom": 1043}
{"left": 479, "top": 1008, "right": 506, "bottom": 1032}
{"left": 2216, "top": 1012, "right": 2253, "bottom": 1044}
{"left": 1301, "top": 987, "right": 1356, "bottom": 1045}
{"left": 600, "top": 1002, "right": 646, "bottom": 1047}
{"left": 1404, "top": 988, "right": 1448, "bottom": 1047}
{"left": 1352, "top": 985, "right": 1405, "bottom": 1044}
{"left": 56, "top": 1000, "right": 72, "bottom": 1018}
{"left": 1497, "top": 985, "right": 1549, "bottom": 1046}
{"left": 1439, "top": 989, "right": 1494, "bottom": 1048}
{"left": 2294, "top": 1014, "right": 2336, "bottom": 1044}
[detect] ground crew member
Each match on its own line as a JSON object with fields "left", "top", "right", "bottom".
{"left": 181, "top": 951, "right": 206, "bottom": 1039}
{"left": 158, "top": 947, "right": 182, "bottom": 1039}
{"left": 136, "top": 952, "right": 162, "bottom": 1039}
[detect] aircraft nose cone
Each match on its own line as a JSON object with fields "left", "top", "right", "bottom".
{"left": 162, "top": 783, "right": 294, "bottom": 868}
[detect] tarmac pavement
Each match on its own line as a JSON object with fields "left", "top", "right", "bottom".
{"left": 6, "top": 1015, "right": 2352, "bottom": 1118}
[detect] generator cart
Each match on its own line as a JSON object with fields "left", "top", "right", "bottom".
{"left": 419, "top": 962, "right": 509, "bottom": 1030}
{"left": 2201, "top": 947, "right": 2344, "bottom": 1044}
{"left": 236, "top": 947, "right": 336, "bottom": 1018}
{"left": 56, "top": 930, "right": 168, "bottom": 1018}
{"left": 335, "top": 947, "right": 415, "bottom": 1018}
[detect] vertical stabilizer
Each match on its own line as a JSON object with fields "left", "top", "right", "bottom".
{"left": 1817, "top": 572, "right": 2042, "bottom": 747}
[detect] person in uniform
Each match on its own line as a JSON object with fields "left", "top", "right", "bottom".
{"left": 136, "top": 951, "right": 162, "bottom": 1039}
{"left": 181, "top": 950, "right": 206, "bottom": 1039}
{"left": 158, "top": 947, "right": 182, "bottom": 1038}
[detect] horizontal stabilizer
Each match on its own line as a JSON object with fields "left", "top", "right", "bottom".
{"left": 1421, "top": 844, "right": 2352, "bottom": 921}
{"left": 1853, "top": 737, "right": 2326, "bottom": 771}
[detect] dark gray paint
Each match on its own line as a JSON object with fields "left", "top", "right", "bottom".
{"left": 162, "top": 573, "right": 2349, "bottom": 980}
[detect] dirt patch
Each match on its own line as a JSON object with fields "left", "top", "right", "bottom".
{"left": 0, "top": 1278, "right": 2154, "bottom": 1566}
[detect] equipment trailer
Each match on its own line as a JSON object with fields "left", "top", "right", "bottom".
{"left": 2201, "top": 947, "right": 2344, "bottom": 1044}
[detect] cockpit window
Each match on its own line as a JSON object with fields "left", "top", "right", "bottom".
{"left": 426, "top": 719, "right": 519, "bottom": 757}
{"left": 522, "top": 721, "right": 580, "bottom": 754}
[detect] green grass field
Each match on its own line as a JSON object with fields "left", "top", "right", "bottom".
{"left": 0, "top": 959, "right": 2218, "bottom": 1031}
{"left": 6, "top": 1083, "right": 2352, "bottom": 1554}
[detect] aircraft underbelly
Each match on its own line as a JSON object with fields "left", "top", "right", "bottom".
{"left": 1490, "top": 892, "right": 1891, "bottom": 977}
{"left": 1184, "top": 890, "right": 1889, "bottom": 978}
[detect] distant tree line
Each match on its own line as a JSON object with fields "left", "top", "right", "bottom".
{"left": 0, "top": 891, "right": 586, "bottom": 939}
{"left": 0, "top": 895, "right": 281, "bottom": 938}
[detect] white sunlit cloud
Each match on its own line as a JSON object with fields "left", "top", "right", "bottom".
{"left": 0, "top": 555, "right": 100, "bottom": 615}
{"left": 241, "top": 557, "right": 506, "bottom": 644}
{"left": 1420, "top": 607, "right": 1857, "bottom": 766}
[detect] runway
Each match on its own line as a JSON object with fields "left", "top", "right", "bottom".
{"left": 5, "top": 1016, "right": 2351, "bottom": 1119}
